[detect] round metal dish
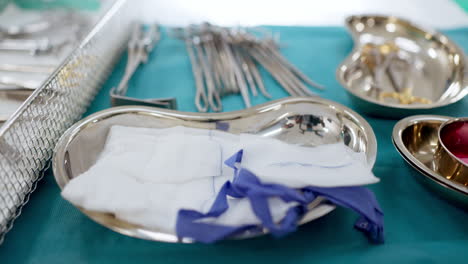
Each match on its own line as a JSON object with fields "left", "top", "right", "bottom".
{"left": 53, "top": 97, "right": 377, "bottom": 243}
{"left": 337, "top": 15, "right": 468, "bottom": 118}
{"left": 392, "top": 115, "right": 468, "bottom": 207}
{"left": 435, "top": 117, "right": 468, "bottom": 184}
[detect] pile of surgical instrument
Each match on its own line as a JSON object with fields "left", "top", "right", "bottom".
{"left": 0, "top": 10, "right": 88, "bottom": 90}
{"left": 110, "top": 23, "right": 324, "bottom": 112}
{"left": 178, "top": 23, "right": 324, "bottom": 112}
{"left": 0, "top": 9, "right": 89, "bottom": 124}
{"left": 0, "top": 11, "right": 86, "bottom": 55}
{"left": 349, "top": 42, "right": 431, "bottom": 105}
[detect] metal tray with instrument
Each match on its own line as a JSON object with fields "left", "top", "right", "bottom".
{"left": 0, "top": 0, "right": 135, "bottom": 244}
{"left": 337, "top": 15, "right": 468, "bottom": 118}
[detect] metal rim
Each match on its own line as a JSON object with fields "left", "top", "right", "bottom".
{"left": 392, "top": 115, "right": 468, "bottom": 196}
{"left": 437, "top": 117, "right": 468, "bottom": 166}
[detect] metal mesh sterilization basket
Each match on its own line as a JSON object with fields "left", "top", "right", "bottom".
{"left": 0, "top": 0, "right": 134, "bottom": 244}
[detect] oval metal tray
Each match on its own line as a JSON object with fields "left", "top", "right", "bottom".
{"left": 392, "top": 115, "right": 468, "bottom": 207}
{"left": 337, "top": 15, "right": 468, "bottom": 118}
{"left": 52, "top": 97, "right": 377, "bottom": 242}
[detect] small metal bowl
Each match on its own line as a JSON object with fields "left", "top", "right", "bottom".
{"left": 435, "top": 118, "right": 468, "bottom": 184}
{"left": 53, "top": 97, "right": 377, "bottom": 243}
{"left": 337, "top": 15, "right": 468, "bottom": 118}
{"left": 393, "top": 115, "right": 468, "bottom": 207}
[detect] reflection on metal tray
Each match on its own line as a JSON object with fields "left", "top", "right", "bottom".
{"left": 52, "top": 97, "right": 377, "bottom": 243}
{"left": 337, "top": 15, "right": 468, "bottom": 118}
{"left": 392, "top": 115, "right": 468, "bottom": 207}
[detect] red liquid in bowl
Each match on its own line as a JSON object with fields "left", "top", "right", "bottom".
{"left": 440, "top": 120, "right": 468, "bottom": 165}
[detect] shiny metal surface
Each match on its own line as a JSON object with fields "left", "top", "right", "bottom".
{"left": 0, "top": 63, "right": 55, "bottom": 74}
{"left": 434, "top": 118, "right": 468, "bottom": 185}
{"left": 53, "top": 97, "right": 377, "bottom": 243}
{"left": 110, "top": 23, "right": 177, "bottom": 109}
{"left": 0, "top": 11, "right": 69, "bottom": 37}
{"left": 0, "top": 90, "right": 33, "bottom": 122}
{"left": 0, "top": 0, "right": 134, "bottom": 244}
{"left": 0, "top": 38, "right": 52, "bottom": 55}
{"left": 179, "top": 24, "right": 323, "bottom": 112}
{"left": 337, "top": 15, "right": 468, "bottom": 118}
{"left": 392, "top": 115, "right": 468, "bottom": 207}
{"left": 0, "top": 76, "right": 41, "bottom": 90}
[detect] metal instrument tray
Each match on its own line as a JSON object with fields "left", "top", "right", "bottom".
{"left": 0, "top": 0, "right": 134, "bottom": 243}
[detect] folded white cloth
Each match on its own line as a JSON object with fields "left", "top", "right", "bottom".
{"left": 62, "top": 125, "right": 378, "bottom": 233}
{"left": 239, "top": 134, "right": 374, "bottom": 188}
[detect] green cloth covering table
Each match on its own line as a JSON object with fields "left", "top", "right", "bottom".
{"left": 0, "top": 27, "right": 467, "bottom": 264}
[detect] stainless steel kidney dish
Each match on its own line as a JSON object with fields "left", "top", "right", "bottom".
{"left": 337, "top": 15, "right": 468, "bottom": 118}
{"left": 52, "top": 97, "right": 377, "bottom": 243}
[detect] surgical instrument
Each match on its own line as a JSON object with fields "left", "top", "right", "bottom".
{"left": 0, "top": 63, "right": 55, "bottom": 73}
{"left": 177, "top": 23, "right": 324, "bottom": 112}
{"left": 110, "top": 23, "right": 177, "bottom": 109}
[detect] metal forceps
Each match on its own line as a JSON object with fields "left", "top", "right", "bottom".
{"left": 185, "top": 35, "right": 209, "bottom": 112}
{"left": 0, "top": 11, "right": 69, "bottom": 37}
{"left": 110, "top": 23, "right": 177, "bottom": 109}
{"left": 180, "top": 24, "right": 324, "bottom": 112}
{"left": 358, "top": 43, "right": 432, "bottom": 105}
{"left": 378, "top": 63, "right": 432, "bottom": 105}
{"left": 0, "top": 12, "right": 87, "bottom": 55}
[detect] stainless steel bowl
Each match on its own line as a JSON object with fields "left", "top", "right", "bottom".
{"left": 337, "top": 15, "right": 468, "bottom": 118}
{"left": 392, "top": 115, "right": 468, "bottom": 207}
{"left": 434, "top": 117, "right": 468, "bottom": 185}
{"left": 52, "top": 97, "right": 377, "bottom": 243}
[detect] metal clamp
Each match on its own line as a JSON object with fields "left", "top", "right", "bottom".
{"left": 110, "top": 23, "right": 177, "bottom": 109}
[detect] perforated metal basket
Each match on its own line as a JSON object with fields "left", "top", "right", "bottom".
{"left": 0, "top": 0, "right": 134, "bottom": 244}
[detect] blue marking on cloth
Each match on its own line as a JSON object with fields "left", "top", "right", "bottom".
{"left": 176, "top": 150, "right": 384, "bottom": 244}
{"left": 215, "top": 122, "right": 230, "bottom": 131}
